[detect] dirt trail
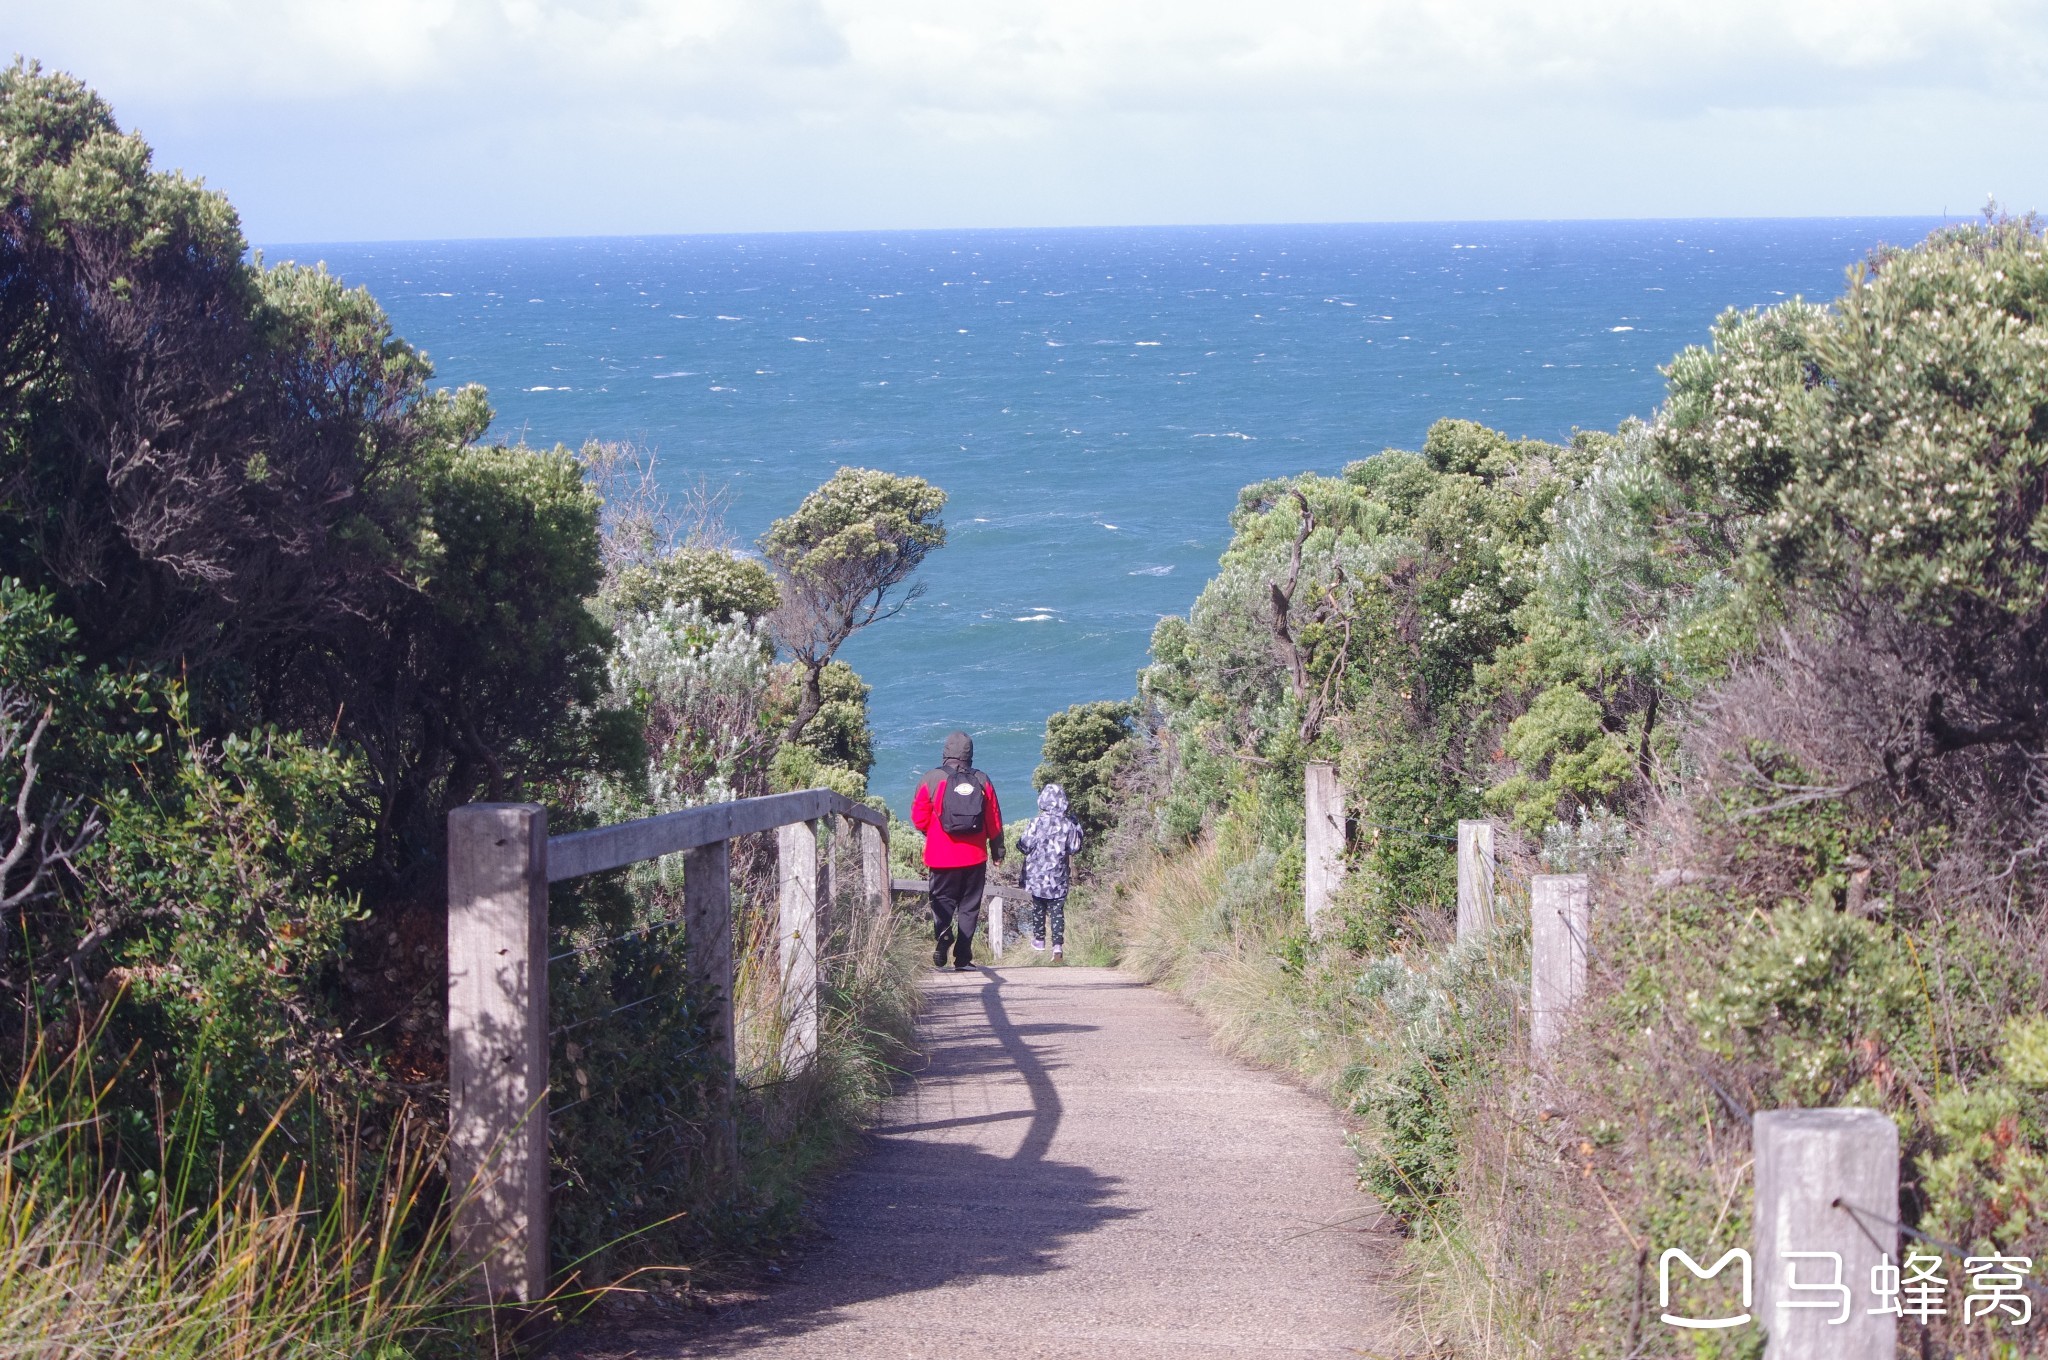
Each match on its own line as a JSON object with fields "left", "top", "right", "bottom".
{"left": 567, "top": 966, "right": 1412, "bottom": 1359}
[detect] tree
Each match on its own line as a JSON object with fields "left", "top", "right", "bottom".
{"left": 1657, "top": 216, "right": 2048, "bottom": 775}
{"left": 1035, "top": 701, "right": 1137, "bottom": 838}
{"left": 0, "top": 62, "right": 627, "bottom": 887}
{"left": 761, "top": 467, "right": 945, "bottom": 742}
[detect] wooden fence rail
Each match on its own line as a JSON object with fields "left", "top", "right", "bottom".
{"left": 889, "top": 876, "right": 1035, "bottom": 957}
{"left": 446, "top": 789, "right": 889, "bottom": 1304}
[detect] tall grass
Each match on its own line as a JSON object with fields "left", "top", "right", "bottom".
{"left": 0, "top": 1030, "right": 477, "bottom": 1360}
{"left": 730, "top": 868, "right": 923, "bottom": 1212}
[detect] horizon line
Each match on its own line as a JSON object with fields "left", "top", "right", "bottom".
{"left": 258, "top": 211, "right": 1961, "bottom": 252}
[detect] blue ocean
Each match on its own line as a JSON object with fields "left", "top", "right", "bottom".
{"left": 281, "top": 219, "right": 1941, "bottom": 813}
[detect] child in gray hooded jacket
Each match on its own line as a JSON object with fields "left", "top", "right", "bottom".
{"left": 1018, "top": 784, "right": 1084, "bottom": 960}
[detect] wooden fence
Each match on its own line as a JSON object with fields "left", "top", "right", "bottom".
{"left": 445, "top": 789, "right": 889, "bottom": 1304}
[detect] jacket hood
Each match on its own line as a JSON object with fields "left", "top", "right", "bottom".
{"left": 1036, "top": 784, "right": 1070, "bottom": 817}
{"left": 941, "top": 731, "right": 974, "bottom": 768}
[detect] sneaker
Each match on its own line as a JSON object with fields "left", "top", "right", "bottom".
{"left": 1052, "top": 946, "right": 1064, "bottom": 962}
{"left": 1031, "top": 937, "right": 1046, "bottom": 952}
{"left": 952, "top": 961, "right": 975, "bottom": 972}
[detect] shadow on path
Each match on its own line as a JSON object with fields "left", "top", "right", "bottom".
{"left": 651, "top": 969, "right": 1133, "bottom": 1357}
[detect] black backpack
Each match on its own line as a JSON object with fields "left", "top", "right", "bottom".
{"left": 925, "top": 767, "right": 990, "bottom": 835}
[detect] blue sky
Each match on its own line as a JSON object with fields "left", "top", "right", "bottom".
{"left": 14, "top": 0, "right": 2047, "bottom": 241}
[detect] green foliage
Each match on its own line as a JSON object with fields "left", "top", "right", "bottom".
{"left": 606, "top": 547, "right": 781, "bottom": 623}
{"left": 1093, "top": 218, "right": 2048, "bottom": 1358}
{"left": 0, "top": 61, "right": 627, "bottom": 886}
{"left": 92, "top": 727, "right": 371, "bottom": 1161}
{"left": 762, "top": 466, "right": 945, "bottom": 742}
{"left": 769, "top": 743, "right": 868, "bottom": 801}
{"left": 789, "top": 661, "right": 875, "bottom": 778}
{"left": 1034, "top": 700, "right": 1137, "bottom": 837}
{"left": 761, "top": 467, "right": 947, "bottom": 580}
{"left": 1484, "top": 684, "right": 1638, "bottom": 836}
{"left": 1752, "top": 223, "right": 2048, "bottom": 626}
{"left": 1689, "top": 902, "right": 1925, "bottom": 1106}
{"left": 1346, "top": 945, "right": 1517, "bottom": 1226}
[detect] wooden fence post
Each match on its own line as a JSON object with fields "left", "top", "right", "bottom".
{"left": 860, "top": 820, "right": 889, "bottom": 916}
{"left": 1304, "top": 760, "right": 1344, "bottom": 933}
{"left": 1456, "top": 819, "right": 1495, "bottom": 942}
{"left": 1529, "top": 873, "right": 1590, "bottom": 1060}
{"left": 776, "top": 820, "right": 820, "bottom": 1072}
{"left": 446, "top": 803, "right": 550, "bottom": 1304}
{"left": 1753, "top": 1109, "right": 1898, "bottom": 1359}
{"left": 683, "top": 839, "right": 736, "bottom": 1175}
{"left": 990, "top": 890, "right": 1005, "bottom": 959}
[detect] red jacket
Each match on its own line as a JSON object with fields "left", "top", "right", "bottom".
{"left": 913, "top": 768, "right": 1003, "bottom": 869}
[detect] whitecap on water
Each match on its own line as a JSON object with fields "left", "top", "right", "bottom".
{"left": 1129, "top": 565, "right": 1174, "bottom": 576}
{"left": 1014, "top": 614, "right": 1056, "bottom": 622}
{"left": 651, "top": 371, "right": 696, "bottom": 379}
{"left": 791, "top": 336, "right": 814, "bottom": 342}
{"left": 716, "top": 315, "right": 743, "bottom": 321}
{"left": 1135, "top": 341, "right": 1161, "bottom": 346}
{"left": 1610, "top": 326, "right": 1634, "bottom": 332}
{"left": 1100, "top": 523, "right": 1119, "bottom": 530}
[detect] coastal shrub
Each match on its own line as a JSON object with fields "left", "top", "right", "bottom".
{"left": 590, "top": 600, "right": 775, "bottom": 814}
{"left": 0, "top": 61, "right": 629, "bottom": 895}
{"left": 1034, "top": 700, "right": 1138, "bottom": 838}
{"left": 778, "top": 660, "right": 877, "bottom": 784}
{"left": 764, "top": 467, "right": 946, "bottom": 744}
{"left": 1074, "top": 218, "right": 2048, "bottom": 1357}
{"left": 607, "top": 548, "right": 781, "bottom": 624}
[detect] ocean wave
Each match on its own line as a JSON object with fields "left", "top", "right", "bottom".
{"left": 1014, "top": 614, "right": 1056, "bottom": 623}
{"left": 1129, "top": 565, "right": 1175, "bottom": 576}
{"left": 715, "top": 315, "right": 742, "bottom": 321}
{"left": 791, "top": 335, "right": 815, "bottom": 342}
{"left": 651, "top": 371, "right": 696, "bottom": 379}
{"left": 1192, "top": 431, "right": 1255, "bottom": 440}
{"left": 524, "top": 385, "right": 569, "bottom": 392}
{"left": 1610, "top": 325, "right": 1634, "bottom": 332}
{"left": 1135, "top": 340, "right": 1161, "bottom": 346}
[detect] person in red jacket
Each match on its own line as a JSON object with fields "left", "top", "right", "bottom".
{"left": 912, "top": 731, "right": 1004, "bottom": 971}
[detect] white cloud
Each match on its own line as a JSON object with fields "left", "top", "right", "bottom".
{"left": 10, "top": 0, "right": 2045, "bottom": 235}
{"left": 22, "top": 0, "right": 2047, "bottom": 113}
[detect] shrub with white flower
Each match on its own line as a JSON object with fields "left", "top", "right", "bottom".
{"left": 587, "top": 600, "right": 774, "bottom": 818}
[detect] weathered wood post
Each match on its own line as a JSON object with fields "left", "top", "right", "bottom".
{"left": 818, "top": 817, "right": 838, "bottom": 944}
{"left": 989, "top": 889, "right": 1005, "bottom": 959}
{"left": 1304, "top": 760, "right": 1345, "bottom": 933}
{"left": 446, "top": 803, "right": 550, "bottom": 1303}
{"left": 683, "top": 839, "right": 736, "bottom": 1175}
{"left": 860, "top": 819, "right": 889, "bottom": 916}
{"left": 776, "top": 820, "right": 820, "bottom": 1072}
{"left": 1529, "top": 873, "right": 1590, "bottom": 1059}
{"left": 1753, "top": 1109, "right": 1898, "bottom": 1359}
{"left": 1456, "top": 819, "right": 1495, "bottom": 941}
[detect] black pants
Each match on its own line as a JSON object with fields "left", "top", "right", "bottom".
{"left": 929, "top": 862, "right": 987, "bottom": 966}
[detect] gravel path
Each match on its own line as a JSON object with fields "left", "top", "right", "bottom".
{"left": 569, "top": 966, "right": 1411, "bottom": 1359}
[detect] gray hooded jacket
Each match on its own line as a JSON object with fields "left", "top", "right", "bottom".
{"left": 1018, "top": 784, "right": 1084, "bottom": 899}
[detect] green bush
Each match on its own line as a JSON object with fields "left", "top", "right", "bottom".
{"left": 1034, "top": 700, "right": 1138, "bottom": 837}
